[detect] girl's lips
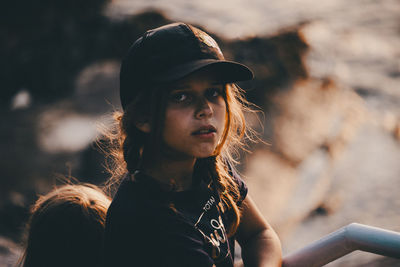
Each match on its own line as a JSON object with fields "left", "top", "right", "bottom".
{"left": 192, "top": 132, "right": 216, "bottom": 139}
{"left": 191, "top": 125, "right": 217, "bottom": 137}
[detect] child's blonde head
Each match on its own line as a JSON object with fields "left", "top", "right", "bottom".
{"left": 20, "top": 184, "right": 111, "bottom": 267}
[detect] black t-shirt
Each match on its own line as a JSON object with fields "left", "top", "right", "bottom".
{"left": 104, "top": 171, "right": 248, "bottom": 267}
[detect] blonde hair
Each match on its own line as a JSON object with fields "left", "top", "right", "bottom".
{"left": 102, "top": 83, "right": 258, "bottom": 235}
{"left": 19, "top": 184, "right": 111, "bottom": 267}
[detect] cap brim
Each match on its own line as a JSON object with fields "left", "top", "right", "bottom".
{"left": 154, "top": 59, "right": 254, "bottom": 84}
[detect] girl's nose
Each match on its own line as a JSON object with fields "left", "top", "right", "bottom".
{"left": 195, "top": 98, "right": 213, "bottom": 119}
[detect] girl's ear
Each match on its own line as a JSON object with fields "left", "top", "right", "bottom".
{"left": 135, "top": 121, "right": 151, "bottom": 133}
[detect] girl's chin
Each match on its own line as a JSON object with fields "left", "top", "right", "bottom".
{"left": 170, "top": 150, "right": 215, "bottom": 160}
{"left": 157, "top": 149, "right": 214, "bottom": 161}
{"left": 192, "top": 147, "right": 218, "bottom": 158}
{"left": 158, "top": 142, "right": 218, "bottom": 160}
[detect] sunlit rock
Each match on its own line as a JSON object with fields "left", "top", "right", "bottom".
{"left": 271, "top": 78, "right": 366, "bottom": 164}
{"left": 10, "top": 89, "right": 31, "bottom": 110}
{"left": 37, "top": 109, "right": 99, "bottom": 153}
{"left": 74, "top": 61, "right": 120, "bottom": 114}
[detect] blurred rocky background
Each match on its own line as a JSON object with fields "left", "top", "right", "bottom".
{"left": 1, "top": 0, "right": 400, "bottom": 266}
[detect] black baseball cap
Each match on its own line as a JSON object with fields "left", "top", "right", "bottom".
{"left": 119, "top": 22, "right": 254, "bottom": 110}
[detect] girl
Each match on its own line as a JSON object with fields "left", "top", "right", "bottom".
{"left": 19, "top": 184, "right": 111, "bottom": 267}
{"left": 104, "top": 22, "right": 282, "bottom": 267}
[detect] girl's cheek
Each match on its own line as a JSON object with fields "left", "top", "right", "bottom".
{"left": 165, "top": 108, "right": 190, "bottom": 123}
{"left": 166, "top": 102, "right": 194, "bottom": 111}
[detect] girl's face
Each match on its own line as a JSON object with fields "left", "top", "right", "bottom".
{"left": 161, "top": 72, "right": 227, "bottom": 160}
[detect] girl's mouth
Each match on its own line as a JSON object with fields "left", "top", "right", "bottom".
{"left": 192, "top": 125, "right": 217, "bottom": 138}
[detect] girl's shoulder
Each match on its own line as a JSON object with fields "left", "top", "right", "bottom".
{"left": 106, "top": 174, "right": 187, "bottom": 228}
{"left": 107, "top": 176, "right": 166, "bottom": 214}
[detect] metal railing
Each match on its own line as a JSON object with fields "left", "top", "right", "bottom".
{"left": 282, "top": 223, "right": 400, "bottom": 267}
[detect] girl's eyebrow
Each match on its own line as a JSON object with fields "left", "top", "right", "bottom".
{"left": 169, "top": 86, "right": 190, "bottom": 92}
{"left": 169, "top": 83, "right": 191, "bottom": 91}
{"left": 173, "top": 84, "right": 190, "bottom": 90}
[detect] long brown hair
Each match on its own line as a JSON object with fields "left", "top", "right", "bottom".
{"left": 102, "top": 82, "right": 258, "bottom": 236}
{"left": 19, "top": 184, "right": 111, "bottom": 267}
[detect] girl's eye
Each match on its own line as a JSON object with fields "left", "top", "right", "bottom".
{"left": 206, "top": 88, "right": 223, "bottom": 98}
{"left": 170, "top": 92, "right": 189, "bottom": 103}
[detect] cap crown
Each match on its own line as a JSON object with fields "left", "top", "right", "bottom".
{"left": 120, "top": 22, "right": 252, "bottom": 109}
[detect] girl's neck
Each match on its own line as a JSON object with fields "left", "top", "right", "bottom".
{"left": 142, "top": 157, "right": 196, "bottom": 191}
